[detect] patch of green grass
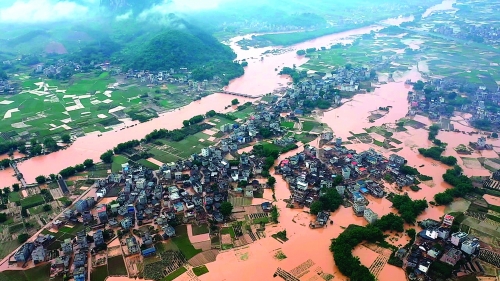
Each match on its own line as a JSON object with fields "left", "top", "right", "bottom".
{"left": 111, "top": 155, "right": 129, "bottom": 173}
{"left": 136, "top": 159, "right": 160, "bottom": 170}
{"left": 253, "top": 217, "right": 269, "bottom": 224}
{"left": 294, "top": 133, "right": 317, "bottom": 144}
{"left": 20, "top": 194, "right": 45, "bottom": 208}
{"left": 149, "top": 147, "right": 182, "bottom": 163}
{"left": 192, "top": 265, "right": 209, "bottom": 276}
{"left": 280, "top": 121, "right": 295, "bottom": 129}
{"left": 172, "top": 225, "right": 202, "bottom": 259}
{"left": 58, "top": 224, "right": 84, "bottom": 235}
{"left": 302, "top": 120, "right": 320, "bottom": 132}
{"left": 0, "top": 262, "right": 51, "bottom": 281}
{"left": 90, "top": 265, "right": 108, "bottom": 281}
{"left": 221, "top": 244, "right": 233, "bottom": 250}
{"left": 8, "top": 192, "right": 21, "bottom": 202}
{"left": 107, "top": 255, "right": 128, "bottom": 276}
{"left": 373, "top": 139, "right": 384, "bottom": 147}
{"left": 220, "top": 227, "right": 236, "bottom": 239}
{"left": 162, "top": 267, "right": 187, "bottom": 281}
{"left": 486, "top": 214, "right": 500, "bottom": 223}
{"left": 0, "top": 240, "right": 20, "bottom": 260}
{"left": 58, "top": 197, "right": 72, "bottom": 205}
{"left": 192, "top": 224, "right": 209, "bottom": 236}
{"left": 232, "top": 106, "right": 254, "bottom": 119}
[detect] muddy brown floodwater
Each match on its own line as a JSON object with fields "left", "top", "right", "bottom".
{"left": 0, "top": 1, "right": 489, "bottom": 280}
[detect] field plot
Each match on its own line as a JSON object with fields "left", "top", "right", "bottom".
{"left": 108, "top": 255, "right": 128, "bottom": 276}
{"left": 148, "top": 134, "right": 215, "bottom": 164}
{"left": 0, "top": 72, "right": 192, "bottom": 142}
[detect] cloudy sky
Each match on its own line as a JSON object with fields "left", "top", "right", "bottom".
{"left": 0, "top": 0, "right": 233, "bottom": 24}
{"left": 0, "top": 0, "right": 97, "bottom": 23}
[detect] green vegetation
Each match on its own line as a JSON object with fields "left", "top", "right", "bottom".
{"left": 136, "top": 159, "right": 160, "bottom": 170}
{"left": 128, "top": 23, "right": 242, "bottom": 84}
{"left": 434, "top": 166, "right": 474, "bottom": 205}
{"left": 0, "top": 262, "right": 51, "bottom": 281}
{"left": 107, "top": 255, "right": 128, "bottom": 276}
{"left": 191, "top": 224, "right": 209, "bottom": 236}
{"left": 330, "top": 225, "right": 384, "bottom": 281}
{"left": 162, "top": 267, "right": 187, "bottom": 281}
{"left": 249, "top": 23, "right": 367, "bottom": 47}
{"left": 172, "top": 225, "right": 202, "bottom": 259}
{"left": 418, "top": 147, "right": 457, "bottom": 166}
{"left": 390, "top": 194, "right": 428, "bottom": 224}
{"left": 20, "top": 194, "right": 45, "bottom": 209}
{"left": 220, "top": 227, "right": 236, "bottom": 239}
{"left": 373, "top": 213, "right": 405, "bottom": 232}
{"left": 302, "top": 120, "right": 321, "bottom": 132}
{"left": 111, "top": 155, "right": 129, "bottom": 173}
{"left": 309, "top": 188, "right": 343, "bottom": 215}
{"left": 90, "top": 265, "right": 108, "bottom": 281}
{"left": 192, "top": 265, "right": 209, "bottom": 276}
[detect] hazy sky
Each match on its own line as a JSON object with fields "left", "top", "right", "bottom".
{"left": 0, "top": 0, "right": 96, "bottom": 23}
{"left": 0, "top": 0, "right": 231, "bottom": 24}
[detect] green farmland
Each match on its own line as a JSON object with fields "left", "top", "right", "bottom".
{"left": 0, "top": 72, "right": 191, "bottom": 143}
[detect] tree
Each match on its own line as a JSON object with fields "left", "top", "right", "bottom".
{"left": 43, "top": 137, "right": 59, "bottom": 152}
{"left": 220, "top": 202, "right": 233, "bottom": 218}
{"left": 310, "top": 201, "right": 323, "bottom": 215}
{"left": 319, "top": 188, "right": 343, "bottom": 212}
{"left": 296, "top": 49, "right": 306, "bottom": 56}
{"left": 3, "top": 187, "right": 10, "bottom": 194}
{"left": 206, "top": 110, "right": 216, "bottom": 117}
{"left": 0, "top": 213, "right": 7, "bottom": 223}
{"left": 74, "top": 164, "right": 85, "bottom": 172}
{"left": 18, "top": 233, "right": 29, "bottom": 244}
{"left": 267, "top": 176, "right": 276, "bottom": 188}
{"left": 21, "top": 208, "right": 28, "bottom": 217}
{"left": 35, "top": 175, "right": 47, "bottom": 184}
{"left": 83, "top": 159, "right": 94, "bottom": 168}
{"left": 100, "top": 150, "right": 114, "bottom": 163}
{"left": 61, "top": 134, "right": 71, "bottom": 143}
{"left": 49, "top": 174, "right": 56, "bottom": 180}
{"left": 231, "top": 99, "right": 239, "bottom": 105}
{"left": 182, "top": 120, "right": 190, "bottom": 127}
{"left": 43, "top": 204, "right": 52, "bottom": 212}
{"left": 492, "top": 132, "right": 498, "bottom": 138}
{"left": 12, "top": 183, "right": 19, "bottom": 192}
{"left": 373, "top": 213, "right": 404, "bottom": 232}
{"left": 0, "top": 159, "right": 11, "bottom": 168}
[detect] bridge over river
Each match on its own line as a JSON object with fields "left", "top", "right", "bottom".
{"left": 9, "top": 161, "right": 27, "bottom": 188}
{"left": 213, "top": 90, "right": 263, "bottom": 99}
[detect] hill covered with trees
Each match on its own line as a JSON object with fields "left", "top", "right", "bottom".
{"left": 127, "top": 22, "right": 243, "bottom": 83}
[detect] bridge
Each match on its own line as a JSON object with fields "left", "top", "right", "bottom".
{"left": 9, "top": 161, "right": 27, "bottom": 188}
{"left": 213, "top": 90, "right": 263, "bottom": 99}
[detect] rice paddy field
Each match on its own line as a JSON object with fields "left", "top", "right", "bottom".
{"left": 0, "top": 72, "right": 189, "bottom": 143}
{"left": 301, "top": 5, "right": 500, "bottom": 92}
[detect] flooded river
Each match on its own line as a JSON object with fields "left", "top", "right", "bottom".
{"left": 0, "top": 0, "right": 490, "bottom": 280}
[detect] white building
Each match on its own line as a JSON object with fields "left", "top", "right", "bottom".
{"left": 363, "top": 208, "right": 378, "bottom": 224}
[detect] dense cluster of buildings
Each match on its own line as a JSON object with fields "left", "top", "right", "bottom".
{"left": 400, "top": 216, "right": 485, "bottom": 279}
{"left": 434, "top": 24, "right": 500, "bottom": 44}
{"left": 408, "top": 78, "right": 500, "bottom": 128}
{"left": 277, "top": 141, "right": 415, "bottom": 226}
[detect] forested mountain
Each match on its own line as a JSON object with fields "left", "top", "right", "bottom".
{"left": 126, "top": 20, "right": 243, "bottom": 83}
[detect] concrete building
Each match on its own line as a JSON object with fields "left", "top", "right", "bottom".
{"left": 61, "top": 238, "right": 73, "bottom": 255}
{"left": 14, "top": 242, "right": 34, "bottom": 263}
{"left": 32, "top": 246, "right": 46, "bottom": 264}
{"left": 342, "top": 166, "right": 351, "bottom": 179}
{"left": 353, "top": 202, "right": 365, "bottom": 216}
{"left": 93, "top": 229, "right": 105, "bottom": 247}
{"left": 363, "top": 208, "right": 378, "bottom": 224}
{"left": 451, "top": 232, "right": 468, "bottom": 246}
{"left": 461, "top": 238, "right": 480, "bottom": 255}
{"left": 98, "top": 206, "right": 108, "bottom": 224}
{"left": 441, "top": 248, "right": 462, "bottom": 266}
{"left": 75, "top": 199, "right": 88, "bottom": 213}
